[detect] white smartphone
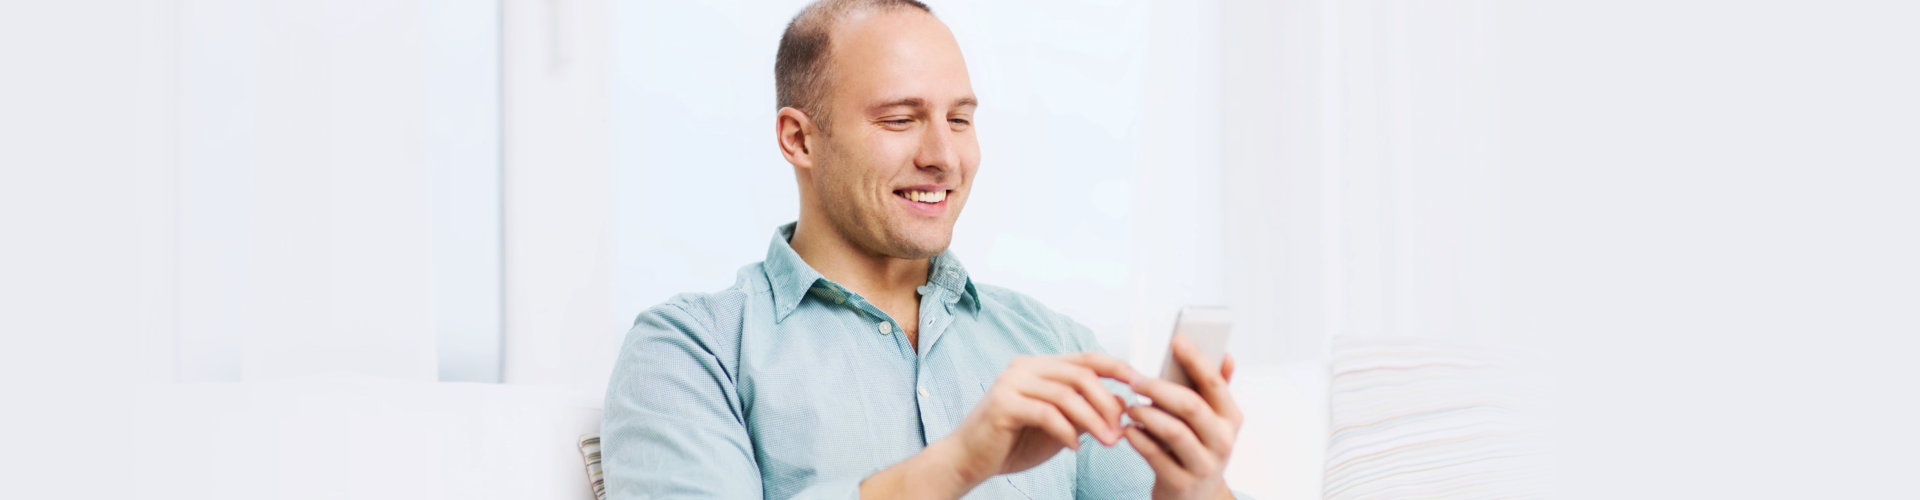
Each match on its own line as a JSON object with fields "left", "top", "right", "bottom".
{"left": 1158, "top": 306, "right": 1233, "bottom": 389}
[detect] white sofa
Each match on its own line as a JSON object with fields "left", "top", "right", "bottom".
{"left": 120, "top": 347, "right": 1544, "bottom": 500}
{"left": 126, "top": 375, "right": 603, "bottom": 500}
{"left": 116, "top": 367, "right": 1328, "bottom": 500}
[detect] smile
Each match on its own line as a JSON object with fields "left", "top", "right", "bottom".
{"left": 895, "top": 189, "right": 948, "bottom": 204}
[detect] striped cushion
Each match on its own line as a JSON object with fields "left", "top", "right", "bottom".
{"left": 578, "top": 434, "right": 605, "bottom": 500}
{"left": 1324, "top": 337, "right": 1545, "bottom": 499}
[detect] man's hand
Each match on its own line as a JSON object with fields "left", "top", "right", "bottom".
{"left": 949, "top": 352, "right": 1143, "bottom": 479}
{"left": 860, "top": 352, "right": 1142, "bottom": 499}
{"left": 1125, "top": 334, "right": 1243, "bottom": 500}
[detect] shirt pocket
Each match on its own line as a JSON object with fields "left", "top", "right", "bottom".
{"left": 973, "top": 382, "right": 1080, "bottom": 500}
{"left": 1000, "top": 446, "right": 1077, "bottom": 499}
{"left": 962, "top": 380, "right": 990, "bottom": 415}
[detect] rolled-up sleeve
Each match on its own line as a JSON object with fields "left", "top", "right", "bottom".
{"left": 602, "top": 301, "right": 868, "bottom": 500}
{"left": 603, "top": 302, "right": 765, "bottom": 499}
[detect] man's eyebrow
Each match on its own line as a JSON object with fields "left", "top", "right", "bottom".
{"left": 866, "top": 97, "right": 926, "bottom": 112}
{"left": 865, "top": 97, "right": 979, "bottom": 113}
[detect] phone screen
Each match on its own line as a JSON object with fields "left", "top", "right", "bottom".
{"left": 1158, "top": 306, "right": 1232, "bottom": 389}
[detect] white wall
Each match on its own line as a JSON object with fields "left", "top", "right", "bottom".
{"left": 2, "top": 1, "right": 507, "bottom": 495}
{"left": 2, "top": 11, "right": 191, "bottom": 497}
{"left": 2, "top": 18, "right": 185, "bottom": 497}
{"left": 1493, "top": 1, "right": 1920, "bottom": 497}
{"left": 1269, "top": 0, "right": 1920, "bottom": 497}
{"left": 173, "top": 0, "right": 503, "bottom": 383}
{"left": 1229, "top": 0, "right": 1506, "bottom": 353}
{"left": 0, "top": 1, "right": 182, "bottom": 390}
{"left": 499, "top": 0, "right": 616, "bottom": 388}
{"left": 0, "top": 0, "right": 504, "bottom": 386}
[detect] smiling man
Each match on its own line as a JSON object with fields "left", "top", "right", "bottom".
{"left": 601, "top": 1, "right": 1245, "bottom": 498}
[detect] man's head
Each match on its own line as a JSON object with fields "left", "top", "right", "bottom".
{"left": 774, "top": 0, "right": 979, "bottom": 260}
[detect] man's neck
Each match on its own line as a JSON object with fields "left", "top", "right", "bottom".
{"left": 788, "top": 218, "right": 930, "bottom": 326}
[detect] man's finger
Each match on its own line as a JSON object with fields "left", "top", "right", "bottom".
{"left": 1127, "top": 405, "right": 1218, "bottom": 473}
{"left": 1014, "top": 378, "right": 1116, "bottom": 445}
{"left": 1130, "top": 376, "right": 1235, "bottom": 456}
{"left": 1172, "top": 334, "right": 1234, "bottom": 416}
{"left": 1218, "top": 353, "right": 1242, "bottom": 422}
{"left": 1124, "top": 425, "right": 1188, "bottom": 481}
{"left": 1064, "top": 351, "right": 1142, "bottom": 385}
{"left": 1030, "top": 361, "right": 1126, "bottom": 433}
{"left": 1012, "top": 396, "right": 1083, "bottom": 451}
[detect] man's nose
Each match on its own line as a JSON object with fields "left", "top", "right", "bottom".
{"left": 913, "top": 121, "right": 959, "bottom": 173}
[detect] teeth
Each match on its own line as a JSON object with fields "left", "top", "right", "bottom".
{"left": 901, "top": 190, "right": 947, "bottom": 203}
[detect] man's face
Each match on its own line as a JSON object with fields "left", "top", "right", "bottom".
{"left": 806, "top": 10, "right": 978, "bottom": 260}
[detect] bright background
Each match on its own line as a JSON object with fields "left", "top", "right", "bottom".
{"left": 3, "top": 0, "right": 1917, "bottom": 498}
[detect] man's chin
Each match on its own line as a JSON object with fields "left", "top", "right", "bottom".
{"left": 885, "top": 226, "right": 953, "bottom": 259}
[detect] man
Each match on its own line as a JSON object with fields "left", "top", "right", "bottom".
{"left": 602, "top": 1, "right": 1245, "bottom": 498}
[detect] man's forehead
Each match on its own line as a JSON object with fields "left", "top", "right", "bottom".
{"left": 830, "top": 7, "right": 944, "bottom": 46}
{"left": 828, "top": 10, "right": 974, "bottom": 109}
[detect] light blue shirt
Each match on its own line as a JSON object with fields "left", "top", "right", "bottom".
{"left": 602, "top": 223, "right": 1161, "bottom": 499}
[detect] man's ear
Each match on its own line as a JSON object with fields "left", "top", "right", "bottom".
{"left": 776, "top": 107, "right": 816, "bottom": 170}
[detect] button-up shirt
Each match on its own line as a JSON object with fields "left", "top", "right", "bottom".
{"left": 602, "top": 223, "right": 1159, "bottom": 499}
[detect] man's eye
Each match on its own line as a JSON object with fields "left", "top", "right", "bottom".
{"left": 949, "top": 119, "right": 971, "bottom": 126}
{"left": 885, "top": 119, "right": 914, "bottom": 125}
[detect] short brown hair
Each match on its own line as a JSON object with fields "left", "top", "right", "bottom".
{"left": 774, "top": 0, "right": 933, "bottom": 132}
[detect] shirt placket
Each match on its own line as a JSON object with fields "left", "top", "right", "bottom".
{"left": 913, "top": 287, "right": 962, "bottom": 444}
{"left": 823, "top": 281, "right": 960, "bottom": 447}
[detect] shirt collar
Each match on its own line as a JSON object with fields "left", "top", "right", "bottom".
{"left": 763, "top": 222, "right": 979, "bottom": 323}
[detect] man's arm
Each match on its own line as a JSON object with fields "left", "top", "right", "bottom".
{"left": 602, "top": 302, "right": 764, "bottom": 499}
{"left": 607, "top": 300, "right": 962, "bottom": 499}
{"left": 855, "top": 435, "right": 986, "bottom": 499}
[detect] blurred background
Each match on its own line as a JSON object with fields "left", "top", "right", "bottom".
{"left": 2, "top": 0, "right": 1915, "bottom": 498}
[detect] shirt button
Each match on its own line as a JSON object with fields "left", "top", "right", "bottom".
{"left": 917, "top": 386, "right": 930, "bottom": 398}
{"left": 878, "top": 321, "right": 893, "bottom": 335}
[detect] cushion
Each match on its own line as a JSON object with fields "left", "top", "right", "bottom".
{"left": 578, "top": 434, "right": 606, "bottom": 500}
{"left": 1323, "top": 337, "right": 1546, "bottom": 499}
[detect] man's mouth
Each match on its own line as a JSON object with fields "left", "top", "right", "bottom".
{"left": 895, "top": 189, "right": 949, "bottom": 204}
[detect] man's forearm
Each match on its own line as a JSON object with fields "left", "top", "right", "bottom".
{"left": 858, "top": 436, "right": 988, "bottom": 500}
